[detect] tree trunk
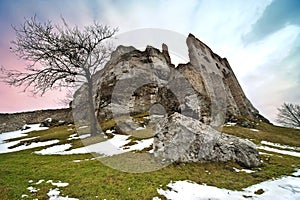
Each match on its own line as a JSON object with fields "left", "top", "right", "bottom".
{"left": 87, "top": 78, "right": 100, "bottom": 136}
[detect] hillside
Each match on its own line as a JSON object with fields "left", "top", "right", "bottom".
{"left": 0, "top": 121, "right": 299, "bottom": 199}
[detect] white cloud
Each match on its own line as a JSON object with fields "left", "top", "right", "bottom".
{"left": 230, "top": 25, "right": 300, "bottom": 122}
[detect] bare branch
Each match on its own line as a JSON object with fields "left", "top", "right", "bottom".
{"left": 276, "top": 103, "right": 300, "bottom": 128}
{"left": 0, "top": 16, "right": 118, "bottom": 136}
{"left": 1, "top": 17, "right": 117, "bottom": 96}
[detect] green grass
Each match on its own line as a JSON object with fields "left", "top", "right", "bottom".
{"left": 221, "top": 122, "right": 300, "bottom": 147}
{"left": 0, "top": 122, "right": 299, "bottom": 199}
{"left": 127, "top": 128, "right": 154, "bottom": 139}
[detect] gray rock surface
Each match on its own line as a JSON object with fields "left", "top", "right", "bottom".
{"left": 153, "top": 112, "right": 261, "bottom": 168}
{"left": 72, "top": 33, "right": 268, "bottom": 131}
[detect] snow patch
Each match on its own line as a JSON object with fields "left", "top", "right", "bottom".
{"left": 152, "top": 197, "right": 162, "bottom": 200}
{"left": 27, "top": 186, "right": 39, "bottom": 193}
{"left": 157, "top": 170, "right": 300, "bottom": 200}
{"left": 233, "top": 167, "right": 256, "bottom": 173}
{"left": 293, "top": 170, "right": 300, "bottom": 177}
{"left": 0, "top": 139, "right": 59, "bottom": 154}
{"left": 47, "top": 180, "right": 69, "bottom": 187}
{"left": 35, "top": 144, "right": 72, "bottom": 155}
{"left": 224, "top": 122, "right": 237, "bottom": 127}
{"left": 258, "top": 146, "right": 300, "bottom": 158}
{"left": 47, "top": 188, "right": 78, "bottom": 200}
{"left": 105, "top": 129, "right": 115, "bottom": 134}
{"left": 72, "top": 158, "right": 96, "bottom": 163}
{"left": 35, "top": 134, "right": 154, "bottom": 156}
{"left": 123, "top": 138, "right": 153, "bottom": 151}
{"left": 78, "top": 125, "right": 88, "bottom": 129}
{"left": 36, "top": 179, "right": 45, "bottom": 185}
{"left": 261, "top": 141, "right": 300, "bottom": 151}
{"left": 0, "top": 124, "right": 51, "bottom": 154}
{"left": 67, "top": 133, "right": 90, "bottom": 141}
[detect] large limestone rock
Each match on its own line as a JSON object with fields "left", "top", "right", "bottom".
{"left": 72, "top": 33, "right": 267, "bottom": 167}
{"left": 72, "top": 34, "right": 268, "bottom": 130}
{"left": 153, "top": 112, "right": 261, "bottom": 168}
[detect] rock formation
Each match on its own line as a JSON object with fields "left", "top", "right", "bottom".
{"left": 73, "top": 34, "right": 268, "bottom": 128}
{"left": 154, "top": 112, "right": 261, "bottom": 168}
{"left": 72, "top": 33, "right": 267, "bottom": 167}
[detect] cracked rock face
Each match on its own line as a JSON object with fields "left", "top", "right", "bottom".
{"left": 72, "top": 33, "right": 267, "bottom": 167}
{"left": 154, "top": 112, "right": 261, "bottom": 168}
{"left": 73, "top": 34, "right": 268, "bottom": 128}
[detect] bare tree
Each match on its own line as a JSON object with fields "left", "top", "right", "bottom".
{"left": 276, "top": 103, "right": 300, "bottom": 128}
{"left": 0, "top": 16, "right": 118, "bottom": 135}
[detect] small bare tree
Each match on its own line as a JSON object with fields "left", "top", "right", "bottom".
{"left": 276, "top": 103, "right": 300, "bottom": 128}
{"left": 0, "top": 16, "right": 117, "bottom": 135}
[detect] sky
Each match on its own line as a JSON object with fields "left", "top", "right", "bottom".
{"left": 0, "top": 0, "right": 299, "bottom": 124}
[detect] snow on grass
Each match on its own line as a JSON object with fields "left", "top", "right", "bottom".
{"left": 27, "top": 186, "right": 39, "bottom": 193}
{"left": 258, "top": 146, "right": 300, "bottom": 158}
{"left": 81, "top": 134, "right": 129, "bottom": 156}
{"left": 38, "top": 134, "right": 129, "bottom": 156}
{"left": 261, "top": 140, "right": 300, "bottom": 151}
{"left": 0, "top": 124, "right": 47, "bottom": 141}
{"left": 250, "top": 128, "right": 259, "bottom": 132}
{"left": 259, "top": 152, "right": 274, "bottom": 156}
{"left": 293, "top": 170, "right": 300, "bottom": 177}
{"left": 47, "top": 180, "right": 69, "bottom": 187}
{"left": 72, "top": 158, "right": 96, "bottom": 163}
{"left": 35, "top": 144, "right": 72, "bottom": 155}
{"left": 35, "top": 179, "right": 45, "bottom": 185}
{"left": 156, "top": 170, "right": 300, "bottom": 200}
{"left": 123, "top": 138, "right": 153, "bottom": 151}
{"left": 0, "top": 124, "right": 52, "bottom": 154}
{"left": 47, "top": 188, "right": 78, "bottom": 200}
{"left": 26, "top": 179, "right": 77, "bottom": 200}
{"left": 224, "top": 122, "right": 237, "bottom": 127}
{"left": 233, "top": 167, "right": 256, "bottom": 173}
{"left": 152, "top": 197, "right": 161, "bottom": 200}
{"left": 31, "top": 180, "right": 75, "bottom": 199}
{"left": 35, "top": 134, "right": 154, "bottom": 157}
{"left": 36, "top": 135, "right": 129, "bottom": 156}
{"left": 105, "top": 129, "right": 115, "bottom": 134}
{"left": 78, "top": 125, "right": 88, "bottom": 129}
{"left": 67, "top": 134, "right": 78, "bottom": 140}
{"left": 67, "top": 133, "right": 90, "bottom": 141}
{"left": 0, "top": 139, "right": 59, "bottom": 154}
{"left": 79, "top": 134, "right": 91, "bottom": 139}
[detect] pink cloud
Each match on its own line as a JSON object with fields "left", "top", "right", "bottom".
{"left": 0, "top": 41, "right": 67, "bottom": 113}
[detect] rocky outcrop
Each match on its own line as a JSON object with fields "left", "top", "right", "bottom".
{"left": 0, "top": 108, "right": 72, "bottom": 133}
{"left": 73, "top": 33, "right": 268, "bottom": 130}
{"left": 154, "top": 112, "right": 261, "bottom": 168}
{"left": 71, "top": 33, "right": 268, "bottom": 167}
{"left": 185, "top": 34, "right": 266, "bottom": 125}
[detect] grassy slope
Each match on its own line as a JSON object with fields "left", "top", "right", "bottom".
{"left": 0, "top": 123, "right": 299, "bottom": 199}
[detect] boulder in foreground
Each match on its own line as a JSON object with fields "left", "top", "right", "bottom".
{"left": 153, "top": 112, "right": 261, "bottom": 168}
